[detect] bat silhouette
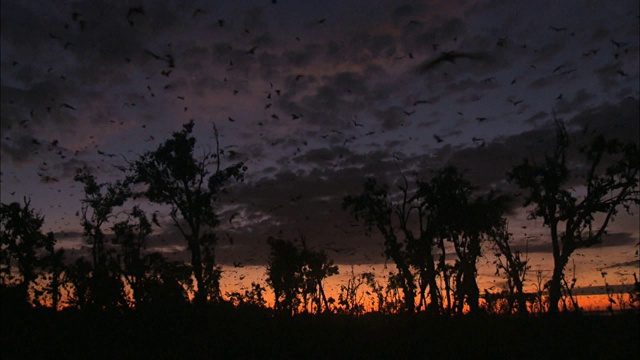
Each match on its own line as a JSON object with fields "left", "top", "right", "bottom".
{"left": 417, "top": 51, "right": 490, "bottom": 72}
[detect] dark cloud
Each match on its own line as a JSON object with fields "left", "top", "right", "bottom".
{"left": 524, "top": 111, "right": 549, "bottom": 125}
{"left": 1, "top": 0, "right": 638, "bottom": 282}
{"left": 375, "top": 106, "right": 410, "bottom": 131}
{"left": 506, "top": 232, "right": 638, "bottom": 255}
{"left": 554, "top": 89, "right": 596, "bottom": 114}
{"left": 572, "top": 284, "right": 635, "bottom": 296}
{"left": 567, "top": 97, "right": 639, "bottom": 144}
{"left": 592, "top": 232, "right": 639, "bottom": 249}
{"left": 602, "top": 260, "right": 640, "bottom": 270}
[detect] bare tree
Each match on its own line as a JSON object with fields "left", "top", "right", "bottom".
{"left": 508, "top": 119, "right": 639, "bottom": 314}
{"left": 337, "top": 267, "right": 370, "bottom": 315}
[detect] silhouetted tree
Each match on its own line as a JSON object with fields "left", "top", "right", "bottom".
{"left": 417, "top": 167, "right": 508, "bottom": 314}
{"left": 344, "top": 166, "right": 502, "bottom": 314}
{"left": 65, "top": 257, "right": 93, "bottom": 309}
{"left": 343, "top": 178, "right": 421, "bottom": 313}
{"left": 418, "top": 167, "right": 474, "bottom": 314}
{"left": 508, "top": 119, "right": 639, "bottom": 314}
{"left": 491, "top": 227, "right": 531, "bottom": 315}
{"left": 337, "top": 269, "right": 391, "bottom": 314}
{"left": 383, "top": 271, "right": 406, "bottom": 313}
{"left": 0, "top": 198, "right": 55, "bottom": 306}
{"left": 630, "top": 273, "right": 640, "bottom": 309}
{"left": 111, "top": 205, "right": 158, "bottom": 307}
{"left": 461, "top": 192, "right": 512, "bottom": 314}
{"left": 364, "top": 272, "right": 391, "bottom": 313}
{"left": 41, "top": 247, "right": 66, "bottom": 310}
{"left": 135, "top": 253, "right": 190, "bottom": 310}
{"left": 300, "top": 239, "right": 338, "bottom": 313}
{"left": 75, "top": 170, "right": 130, "bottom": 308}
{"left": 266, "top": 237, "right": 304, "bottom": 314}
{"left": 337, "top": 267, "right": 369, "bottom": 315}
{"left": 131, "top": 120, "right": 246, "bottom": 305}
{"left": 265, "top": 236, "right": 338, "bottom": 314}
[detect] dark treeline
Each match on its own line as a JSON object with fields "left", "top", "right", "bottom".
{"left": 2, "top": 304, "right": 639, "bottom": 359}
{"left": 1, "top": 119, "right": 639, "bottom": 318}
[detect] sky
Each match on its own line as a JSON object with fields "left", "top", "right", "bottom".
{"left": 1, "top": 0, "right": 639, "bottom": 303}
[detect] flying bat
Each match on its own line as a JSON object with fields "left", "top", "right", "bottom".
{"left": 144, "top": 49, "right": 175, "bottom": 68}
{"left": 417, "top": 51, "right": 491, "bottom": 73}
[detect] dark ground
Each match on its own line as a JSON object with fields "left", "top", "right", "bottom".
{"left": 2, "top": 304, "right": 638, "bottom": 359}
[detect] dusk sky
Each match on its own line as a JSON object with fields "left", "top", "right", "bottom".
{"left": 1, "top": 0, "right": 638, "bottom": 301}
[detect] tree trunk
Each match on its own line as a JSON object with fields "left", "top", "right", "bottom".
{"left": 548, "top": 254, "right": 569, "bottom": 314}
{"left": 317, "top": 280, "right": 329, "bottom": 313}
{"left": 439, "top": 244, "right": 453, "bottom": 314}
{"left": 417, "top": 268, "right": 428, "bottom": 312}
{"left": 425, "top": 252, "right": 440, "bottom": 314}
{"left": 387, "top": 242, "right": 415, "bottom": 313}
{"left": 51, "top": 274, "right": 59, "bottom": 310}
{"left": 513, "top": 277, "right": 528, "bottom": 315}
{"left": 548, "top": 266, "right": 562, "bottom": 314}
{"left": 466, "top": 269, "right": 480, "bottom": 314}
{"left": 548, "top": 222, "right": 562, "bottom": 314}
{"left": 190, "top": 235, "right": 205, "bottom": 305}
{"left": 400, "top": 266, "right": 415, "bottom": 313}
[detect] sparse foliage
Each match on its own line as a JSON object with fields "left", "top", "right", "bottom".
{"left": 337, "top": 267, "right": 369, "bottom": 315}
{"left": 74, "top": 170, "right": 130, "bottom": 309}
{"left": 344, "top": 166, "right": 509, "bottom": 314}
{"left": 508, "top": 119, "right": 640, "bottom": 313}
{"left": 111, "top": 206, "right": 181, "bottom": 308}
{"left": 343, "top": 177, "right": 421, "bottom": 313}
{"left": 131, "top": 120, "right": 246, "bottom": 305}
{"left": 491, "top": 230, "right": 531, "bottom": 314}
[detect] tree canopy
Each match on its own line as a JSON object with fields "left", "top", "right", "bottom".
{"left": 131, "top": 120, "right": 246, "bottom": 304}
{"left": 509, "top": 119, "right": 639, "bottom": 313}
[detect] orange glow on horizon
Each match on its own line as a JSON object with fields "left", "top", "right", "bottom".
{"left": 16, "top": 263, "right": 637, "bottom": 314}
{"left": 220, "top": 264, "right": 637, "bottom": 313}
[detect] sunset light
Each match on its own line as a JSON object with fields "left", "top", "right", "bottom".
{"left": 2, "top": 0, "right": 638, "bottom": 358}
